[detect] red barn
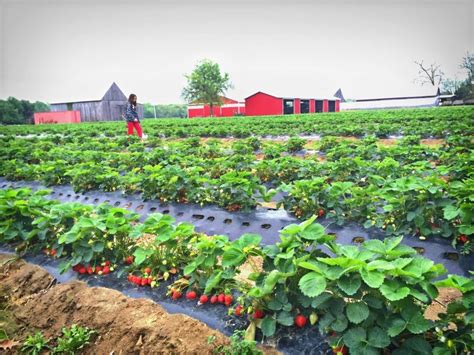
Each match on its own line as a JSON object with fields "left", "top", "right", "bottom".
{"left": 33, "top": 110, "right": 81, "bottom": 125}
{"left": 245, "top": 91, "right": 340, "bottom": 116}
{"left": 187, "top": 96, "right": 245, "bottom": 118}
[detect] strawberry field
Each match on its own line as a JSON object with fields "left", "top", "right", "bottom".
{"left": 0, "top": 106, "right": 473, "bottom": 354}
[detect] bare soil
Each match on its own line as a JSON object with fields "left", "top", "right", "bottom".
{"left": 424, "top": 287, "right": 463, "bottom": 321}
{"left": 0, "top": 254, "right": 229, "bottom": 354}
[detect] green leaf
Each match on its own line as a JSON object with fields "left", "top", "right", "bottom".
{"left": 362, "top": 239, "right": 386, "bottom": 254}
{"left": 360, "top": 268, "right": 385, "bottom": 288}
{"left": 407, "top": 211, "right": 417, "bottom": 222}
{"left": 311, "top": 292, "right": 332, "bottom": 308}
{"left": 298, "top": 261, "right": 324, "bottom": 273}
{"left": 221, "top": 247, "right": 245, "bottom": 267}
{"left": 343, "top": 326, "right": 366, "bottom": 348}
{"left": 332, "top": 314, "right": 349, "bottom": 332}
{"left": 337, "top": 274, "right": 361, "bottom": 295}
{"left": 367, "top": 326, "right": 391, "bottom": 348}
{"left": 299, "top": 223, "right": 325, "bottom": 241}
{"left": 387, "top": 317, "right": 407, "bottom": 337}
{"left": 237, "top": 233, "right": 262, "bottom": 248}
{"left": 405, "top": 313, "right": 431, "bottom": 334}
{"left": 380, "top": 280, "right": 410, "bottom": 301}
{"left": 276, "top": 311, "right": 294, "bottom": 326}
{"left": 366, "top": 260, "right": 395, "bottom": 271}
{"left": 204, "top": 271, "right": 222, "bottom": 294}
{"left": 298, "top": 272, "right": 326, "bottom": 297}
{"left": 92, "top": 241, "right": 104, "bottom": 253}
{"left": 402, "top": 336, "right": 432, "bottom": 354}
{"left": 346, "top": 302, "right": 370, "bottom": 324}
{"left": 261, "top": 317, "right": 276, "bottom": 337}
{"left": 443, "top": 205, "right": 459, "bottom": 220}
{"left": 133, "top": 248, "right": 153, "bottom": 265}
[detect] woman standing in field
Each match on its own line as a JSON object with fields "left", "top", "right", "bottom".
{"left": 123, "top": 94, "right": 143, "bottom": 139}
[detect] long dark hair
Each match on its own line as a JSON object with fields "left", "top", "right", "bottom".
{"left": 128, "top": 94, "right": 137, "bottom": 106}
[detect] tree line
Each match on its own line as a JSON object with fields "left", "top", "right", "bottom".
{"left": 142, "top": 103, "right": 187, "bottom": 118}
{"left": 0, "top": 97, "right": 49, "bottom": 125}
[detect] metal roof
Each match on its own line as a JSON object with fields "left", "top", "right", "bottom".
{"left": 245, "top": 91, "right": 340, "bottom": 101}
{"left": 341, "top": 96, "right": 440, "bottom": 110}
{"left": 50, "top": 82, "right": 127, "bottom": 105}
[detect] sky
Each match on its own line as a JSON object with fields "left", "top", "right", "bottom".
{"left": 0, "top": 0, "right": 472, "bottom": 104}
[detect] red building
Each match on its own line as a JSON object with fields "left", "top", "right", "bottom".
{"left": 33, "top": 110, "right": 81, "bottom": 125}
{"left": 245, "top": 91, "right": 340, "bottom": 116}
{"left": 187, "top": 96, "right": 245, "bottom": 118}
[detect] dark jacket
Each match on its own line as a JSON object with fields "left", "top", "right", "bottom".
{"left": 124, "top": 102, "right": 139, "bottom": 122}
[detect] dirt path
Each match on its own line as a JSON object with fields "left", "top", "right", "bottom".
{"left": 0, "top": 254, "right": 229, "bottom": 354}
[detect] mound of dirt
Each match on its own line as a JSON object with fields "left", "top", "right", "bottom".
{"left": 0, "top": 254, "right": 229, "bottom": 354}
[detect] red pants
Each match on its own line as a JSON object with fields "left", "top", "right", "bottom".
{"left": 127, "top": 121, "right": 143, "bottom": 138}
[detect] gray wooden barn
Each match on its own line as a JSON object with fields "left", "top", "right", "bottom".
{"left": 49, "top": 82, "right": 143, "bottom": 122}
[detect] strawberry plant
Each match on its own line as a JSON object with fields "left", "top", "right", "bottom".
{"left": 57, "top": 204, "right": 139, "bottom": 273}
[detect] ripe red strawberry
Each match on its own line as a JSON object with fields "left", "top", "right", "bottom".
{"left": 295, "top": 314, "right": 307, "bottom": 328}
{"left": 235, "top": 305, "right": 243, "bottom": 316}
{"left": 144, "top": 267, "right": 152, "bottom": 275}
{"left": 199, "top": 295, "right": 209, "bottom": 304}
{"left": 186, "top": 291, "right": 197, "bottom": 300}
{"left": 253, "top": 309, "right": 264, "bottom": 319}
{"left": 49, "top": 249, "right": 57, "bottom": 257}
{"left": 78, "top": 267, "right": 86, "bottom": 274}
{"left": 140, "top": 278, "right": 148, "bottom": 287}
{"left": 224, "top": 294, "right": 233, "bottom": 306}
{"left": 87, "top": 265, "right": 93, "bottom": 275}
{"left": 95, "top": 266, "right": 102, "bottom": 274}
{"left": 217, "top": 293, "right": 225, "bottom": 304}
{"left": 102, "top": 266, "right": 110, "bottom": 275}
{"left": 172, "top": 291, "right": 182, "bottom": 300}
{"left": 147, "top": 277, "right": 152, "bottom": 285}
{"left": 128, "top": 274, "right": 133, "bottom": 282}
{"left": 459, "top": 234, "right": 468, "bottom": 243}
{"left": 125, "top": 256, "right": 134, "bottom": 265}
{"left": 104, "top": 260, "right": 111, "bottom": 266}
{"left": 133, "top": 276, "right": 141, "bottom": 285}
{"left": 318, "top": 209, "right": 325, "bottom": 217}
{"left": 210, "top": 295, "right": 218, "bottom": 304}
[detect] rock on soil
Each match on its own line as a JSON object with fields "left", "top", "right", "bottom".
{"left": 0, "top": 254, "right": 229, "bottom": 354}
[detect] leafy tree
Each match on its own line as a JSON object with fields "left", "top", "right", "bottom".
{"left": 0, "top": 97, "right": 50, "bottom": 125}
{"left": 143, "top": 103, "right": 187, "bottom": 118}
{"left": 182, "top": 59, "right": 232, "bottom": 117}
{"left": 33, "top": 101, "right": 50, "bottom": 113}
{"left": 0, "top": 100, "right": 22, "bottom": 124}
{"left": 441, "top": 77, "right": 462, "bottom": 95}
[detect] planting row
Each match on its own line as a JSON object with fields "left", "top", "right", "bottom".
{"left": 1, "top": 188, "right": 473, "bottom": 354}
{"left": 3, "top": 106, "right": 474, "bottom": 138}
{"left": 1, "top": 133, "right": 472, "bottom": 253}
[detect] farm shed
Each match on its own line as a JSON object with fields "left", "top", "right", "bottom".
{"left": 49, "top": 82, "right": 143, "bottom": 122}
{"left": 341, "top": 89, "right": 442, "bottom": 110}
{"left": 244, "top": 91, "right": 340, "bottom": 117}
{"left": 187, "top": 96, "right": 245, "bottom": 118}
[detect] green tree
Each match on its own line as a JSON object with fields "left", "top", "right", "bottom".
{"left": 182, "top": 59, "right": 232, "bottom": 117}
{"left": 33, "top": 101, "right": 50, "bottom": 113}
{"left": 0, "top": 100, "right": 22, "bottom": 124}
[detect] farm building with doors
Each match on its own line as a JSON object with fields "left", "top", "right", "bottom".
{"left": 49, "top": 82, "right": 143, "bottom": 122}
{"left": 245, "top": 91, "right": 341, "bottom": 116}
{"left": 187, "top": 96, "right": 245, "bottom": 118}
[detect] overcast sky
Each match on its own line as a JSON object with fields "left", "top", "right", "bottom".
{"left": 0, "top": 0, "right": 472, "bottom": 104}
